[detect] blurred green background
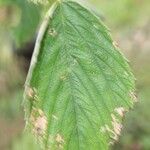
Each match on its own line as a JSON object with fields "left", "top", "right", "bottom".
{"left": 0, "top": 0, "right": 150, "bottom": 149}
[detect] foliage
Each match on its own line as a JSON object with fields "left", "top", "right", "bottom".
{"left": 0, "top": 0, "right": 41, "bottom": 47}
{"left": 24, "top": 1, "right": 135, "bottom": 149}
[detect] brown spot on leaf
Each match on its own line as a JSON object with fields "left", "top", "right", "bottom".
{"left": 48, "top": 28, "right": 57, "bottom": 37}
{"left": 34, "top": 115, "right": 47, "bottom": 136}
{"left": 100, "top": 114, "right": 123, "bottom": 144}
{"left": 130, "top": 91, "right": 138, "bottom": 102}
{"left": 115, "top": 107, "right": 126, "bottom": 117}
{"left": 38, "top": 109, "right": 44, "bottom": 116}
{"left": 56, "top": 134, "right": 64, "bottom": 149}
{"left": 113, "top": 41, "right": 119, "bottom": 48}
{"left": 111, "top": 114, "right": 123, "bottom": 137}
{"left": 26, "top": 87, "right": 38, "bottom": 100}
{"left": 26, "top": 87, "right": 34, "bottom": 98}
{"left": 30, "top": 109, "right": 47, "bottom": 137}
{"left": 56, "top": 134, "right": 64, "bottom": 143}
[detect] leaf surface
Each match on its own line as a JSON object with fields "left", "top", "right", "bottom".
{"left": 24, "top": 1, "right": 135, "bottom": 149}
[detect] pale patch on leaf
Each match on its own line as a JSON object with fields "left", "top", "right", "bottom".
{"left": 48, "top": 28, "right": 58, "bottom": 37}
{"left": 52, "top": 114, "right": 58, "bottom": 120}
{"left": 113, "top": 41, "right": 119, "bottom": 48}
{"left": 130, "top": 91, "right": 138, "bottom": 102}
{"left": 100, "top": 114, "right": 123, "bottom": 144}
{"left": 30, "top": 109, "right": 47, "bottom": 137}
{"left": 114, "top": 107, "right": 126, "bottom": 117}
{"left": 111, "top": 114, "right": 123, "bottom": 138}
{"left": 56, "top": 134, "right": 65, "bottom": 149}
{"left": 25, "top": 86, "right": 37, "bottom": 99}
{"left": 56, "top": 134, "right": 64, "bottom": 143}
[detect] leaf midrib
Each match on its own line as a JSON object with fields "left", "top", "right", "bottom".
{"left": 43, "top": 1, "right": 133, "bottom": 149}
{"left": 54, "top": 3, "right": 108, "bottom": 149}
{"left": 59, "top": 3, "right": 81, "bottom": 150}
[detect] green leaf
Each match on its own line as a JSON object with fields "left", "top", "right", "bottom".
{"left": 24, "top": 1, "right": 136, "bottom": 149}
{"left": 0, "top": 0, "right": 41, "bottom": 47}
{"left": 12, "top": 0, "right": 41, "bottom": 47}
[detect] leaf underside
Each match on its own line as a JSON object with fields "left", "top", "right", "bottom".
{"left": 24, "top": 1, "right": 135, "bottom": 150}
